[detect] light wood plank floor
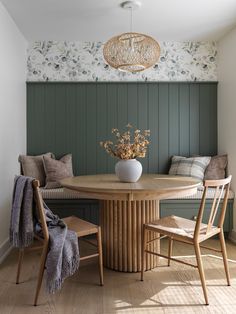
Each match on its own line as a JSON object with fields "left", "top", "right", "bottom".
{"left": 0, "top": 238, "right": 236, "bottom": 314}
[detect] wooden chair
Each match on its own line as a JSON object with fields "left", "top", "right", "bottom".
{"left": 141, "top": 176, "right": 232, "bottom": 305}
{"left": 16, "top": 180, "right": 104, "bottom": 306}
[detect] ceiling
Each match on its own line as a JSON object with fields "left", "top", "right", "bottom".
{"left": 2, "top": 0, "right": 236, "bottom": 42}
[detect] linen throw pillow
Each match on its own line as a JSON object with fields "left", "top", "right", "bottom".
{"left": 204, "top": 154, "right": 228, "bottom": 180}
{"left": 18, "top": 152, "right": 54, "bottom": 187}
{"left": 169, "top": 156, "right": 211, "bottom": 181}
{"left": 43, "top": 154, "right": 74, "bottom": 189}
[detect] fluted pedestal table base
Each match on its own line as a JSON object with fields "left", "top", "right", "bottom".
{"left": 100, "top": 200, "right": 159, "bottom": 272}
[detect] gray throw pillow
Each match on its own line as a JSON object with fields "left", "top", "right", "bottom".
{"left": 18, "top": 152, "right": 54, "bottom": 187}
{"left": 204, "top": 154, "right": 228, "bottom": 180}
{"left": 169, "top": 155, "right": 211, "bottom": 181}
{"left": 43, "top": 154, "right": 74, "bottom": 189}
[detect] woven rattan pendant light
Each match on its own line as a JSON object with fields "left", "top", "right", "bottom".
{"left": 103, "top": 1, "right": 160, "bottom": 72}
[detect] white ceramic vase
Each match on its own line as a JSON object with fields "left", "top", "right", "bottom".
{"left": 115, "top": 159, "right": 142, "bottom": 183}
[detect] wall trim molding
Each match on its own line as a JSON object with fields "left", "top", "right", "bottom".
{"left": 0, "top": 238, "right": 12, "bottom": 264}
{"left": 26, "top": 81, "right": 219, "bottom": 84}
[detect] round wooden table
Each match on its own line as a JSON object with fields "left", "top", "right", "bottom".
{"left": 61, "top": 174, "right": 201, "bottom": 272}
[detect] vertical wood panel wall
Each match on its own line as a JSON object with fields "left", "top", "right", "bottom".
{"left": 27, "top": 82, "right": 217, "bottom": 175}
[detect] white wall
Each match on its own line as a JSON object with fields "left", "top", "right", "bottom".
{"left": 218, "top": 27, "right": 236, "bottom": 242}
{"left": 0, "top": 2, "right": 27, "bottom": 260}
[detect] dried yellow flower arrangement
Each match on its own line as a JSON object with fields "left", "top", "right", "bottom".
{"left": 100, "top": 123, "right": 150, "bottom": 160}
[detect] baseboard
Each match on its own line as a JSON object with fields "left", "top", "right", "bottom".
{"left": 229, "top": 229, "right": 236, "bottom": 244}
{"left": 0, "top": 238, "right": 12, "bottom": 264}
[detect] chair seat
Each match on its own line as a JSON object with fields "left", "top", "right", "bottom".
{"left": 63, "top": 216, "right": 98, "bottom": 237}
{"left": 146, "top": 215, "right": 220, "bottom": 241}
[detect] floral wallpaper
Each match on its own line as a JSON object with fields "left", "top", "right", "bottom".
{"left": 27, "top": 41, "right": 217, "bottom": 81}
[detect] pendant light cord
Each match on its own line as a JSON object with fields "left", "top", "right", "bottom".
{"left": 130, "top": 6, "right": 133, "bottom": 32}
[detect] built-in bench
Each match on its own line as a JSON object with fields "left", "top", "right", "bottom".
{"left": 42, "top": 188, "right": 234, "bottom": 235}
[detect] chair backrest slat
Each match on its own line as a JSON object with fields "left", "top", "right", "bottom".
{"left": 207, "top": 186, "right": 219, "bottom": 231}
{"left": 194, "top": 176, "right": 232, "bottom": 238}
{"left": 207, "top": 185, "right": 225, "bottom": 232}
{"left": 218, "top": 182, "right": 230, "bottom": 228}
{"left": 194, "top": 187, "right": 207, "bottom": 238}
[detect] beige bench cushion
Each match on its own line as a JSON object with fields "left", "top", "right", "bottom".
{"left": 40, "top": 188, "right": 80, "bottom": 199}
{"left": 40, "top": 187, "right": 235, "bottom": 200}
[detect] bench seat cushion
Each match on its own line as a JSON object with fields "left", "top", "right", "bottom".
{"left": 41, "top": 188, "right": 80, "bottom": 199}
{"left": 174, "top": 188, "right": 234, "bottom": 200}
{"left": 41, "top": 187, "right": 235, "bottom": 200}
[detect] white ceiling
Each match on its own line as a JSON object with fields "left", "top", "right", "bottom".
{"left": 2, "top": 0, "right": 236, "bottom": 42}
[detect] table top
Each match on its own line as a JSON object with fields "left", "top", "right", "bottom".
{"left": 61, "top": 174, "right": 201, "bottom": 201}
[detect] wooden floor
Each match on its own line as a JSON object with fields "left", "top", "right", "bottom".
{"left": 0, "top": 238, "right": 236, "bottom": 314}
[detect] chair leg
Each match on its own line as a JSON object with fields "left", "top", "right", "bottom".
{"left": 34, "top": 244, "right": 48, "bottom": 306}
{"left": 194, "top": 242, "right": 209, "bottom": 305}
{"left": 97, "top": 227, "right": 104, "bottom": 286}
{"left": 168, "top": 238, "right": 173, "bottom": 267}
{"left": 16, "top": 249, "right": 24, "bottom": 284}
{"left": 141, "top": 226, "right": 148, "bottom": 281}
{"left": 219, "top": 230, "right": 231, "bottom": 286}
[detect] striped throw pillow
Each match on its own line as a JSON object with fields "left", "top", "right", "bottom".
{"left": 169, "top": 156, "right": 211, "bottom": 180}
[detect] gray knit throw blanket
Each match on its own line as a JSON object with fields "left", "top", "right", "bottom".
{"left": 39, "top": 204, "right": 80, "bottom": 293}
{"left": 10, "top": 175, "right": 80, "bottom": 294}
{"left": 10, "top": 176, "right": 34, "bottom": 248}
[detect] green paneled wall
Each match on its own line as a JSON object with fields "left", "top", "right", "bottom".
{"left": 27, "top": 82, "right": 217, "bottom": 174}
